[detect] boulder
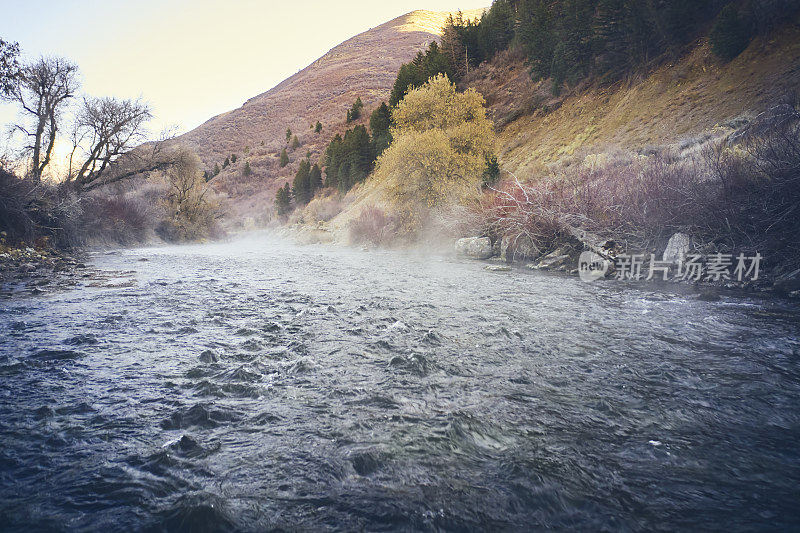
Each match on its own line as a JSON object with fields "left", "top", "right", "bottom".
{"left": 454, "top": 237, "right": 493, "bottom": 259}
{"left": 500, "top": 235, "right": 539, "bottom": 263}
{"left": 528, "top": 246, "right": 572, "bottom": 271}
{"left": 198, "top": 350, "right": 219, "bottom": 363}
{"left": 662, "top": 232, "right": 691, "bottom": 263}
{"left": 530, "top": 254, "right": 571, "bottom": 271}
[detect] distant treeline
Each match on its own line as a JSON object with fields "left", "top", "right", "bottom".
{"left": 390, "top": 0, "right": 799, "bottom": 98}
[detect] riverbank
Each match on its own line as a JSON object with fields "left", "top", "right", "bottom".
{"left": 0, "top": 244, "right": 141, "bottom": 298}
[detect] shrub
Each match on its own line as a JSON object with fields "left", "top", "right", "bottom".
{"left": 82, "top": 194, "right": 150, "bottom": 245}
{"left": 710, "top": 5, "right": 751, "bottom": 61}
{"left": 348, "top": 206, "right": 399, "bottom": 246}
{"left": 303, "top": 195, "right": 342, "bottom": 223}
{"left": 0, "top": 167, "right": 83, "bottom": 248}
{"left": 486, "top": 97, "right": 800, "bottom": 268}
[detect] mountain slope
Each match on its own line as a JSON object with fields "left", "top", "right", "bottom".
{"left": 174, "top": 9, "right": 483, "bottom": 225}
{"left": 464, "top": 24, "right": 800, "bottom": 178}
{"left": 321, "top": 21, "right": 800, "bottom": 242}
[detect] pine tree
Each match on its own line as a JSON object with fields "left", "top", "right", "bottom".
{"left": 280, "top": 148, "right": 289, "bottom": 167}
{"left": 292, "top": 159, "right": 312, "bottom": 205}
{"left": 291, "top": 135, "right": 300, "bottom": 149}
{"left": 482, "top": 155, "right": 500, "bottom": 187}
{"left": 324, "top": 133, "right": 344, "bottom": 188}
{"left": 231, "top": 154, "right": 237, "bottom": 163}
{"left": 309, "top": 163, "right": 322, "bottom": 192}
{"left": 274, "top": 183, "right": 292, "bottom": 217}
{"left": 710, "top": 5, "right": 751, "bottom": 60}
{"left": 286, "top": 128, "right": 292, "bottom": 143}
{"left": 223, "top": 156, "right": 230, "bottom": 168}
{"left": 346, "top": 97, "right": 364, "bottom": 122}
{"left": 390, "top": 41, "right": 454, "bottom": 107}
{"left": 213, "top": 163, "right": 220, "bottom": 176}
{"left": 243, "top": 161, "right": 252, "bottom": 176}
{"left": 369, "top": 102, "right": 392, "bottom": 159}
{"left": 314, "top": 121, "right": 322, "bottom": 133}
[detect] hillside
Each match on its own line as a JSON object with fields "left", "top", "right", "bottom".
{"left": 465, "top": 24, "right": 800, "bottom": 179}
{"left": 175, "top": 9, "right": 483, "bottom": 226}
{"left": 322, "top": 21, "right": 800, "bottom": 243}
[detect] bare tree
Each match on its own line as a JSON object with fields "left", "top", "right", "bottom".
{"left": 163, "top": 147, "right": 207, "bottom": 211}
{"left": 8, "top": 56, "right": 79, "bottom": 181}
{"left": 67, "top": 96, "right": 165, "bottom": 191}
{"left": 0, "top": 38, "right": 20, "bottom": 97}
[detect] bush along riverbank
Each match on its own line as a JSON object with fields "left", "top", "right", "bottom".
{"left": 452, "top": 97, "right": 800, "bottom": 297}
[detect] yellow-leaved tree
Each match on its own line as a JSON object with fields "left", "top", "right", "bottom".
{"left": 374, "top": 74, "right": 495, "bottom": 230}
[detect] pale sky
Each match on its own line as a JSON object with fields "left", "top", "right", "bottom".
{"left": 0, "top": 0, "right": 485, "bottom": 144}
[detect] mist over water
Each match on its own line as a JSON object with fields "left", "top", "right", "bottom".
{"left": 1, "top": 234, "right": 799, "bottom": 531}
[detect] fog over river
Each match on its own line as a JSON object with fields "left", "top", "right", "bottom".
{"left": 1, "top": 234, "right": 799, "bottom": 531}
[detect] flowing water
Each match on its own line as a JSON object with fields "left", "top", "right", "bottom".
{"left": 1, "top": 235, "right": 799, "bottom": 531}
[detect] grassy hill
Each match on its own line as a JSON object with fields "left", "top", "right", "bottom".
{"left": 464, "top": 23, "right": 800, "bottom": 178}
{"left": 175, "top": 9, "right": 483, "bottom": 226}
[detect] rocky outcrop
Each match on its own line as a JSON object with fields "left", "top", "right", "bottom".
{"left": 500, "top": 235, "right": 539, "bottom": 263}
{"left": 526, "top": 246, "right": 574, "bottom": 271}
{"left": 455, "top": 237, "right": 493, "bottom": 259}
{"left": 663, "top": 232, "right": 691, "bottom": 263}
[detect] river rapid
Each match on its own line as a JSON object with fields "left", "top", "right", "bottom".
{"left": 1, "top": 234, "right": 799, "bottom": 531}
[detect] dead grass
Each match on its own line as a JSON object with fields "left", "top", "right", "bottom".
{"left": 469, "top": 24, "right": 800, "bottom": 180}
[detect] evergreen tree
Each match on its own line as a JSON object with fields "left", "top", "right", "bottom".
{"left": 390, "top": 41, "right": 454, "bottom": 106}
{"left": 203, "top": 170, "right": 210, "bottom": 181}
{"left": 346, "top": 96, "right": 364, "bottom": 122}
{"left": 314, "top": 121, "right": 322, "bottom": 133}
{"left": 477, "top": 0, "right": 516, "bottom": 60}
{"left": 309, "top": 163, "right": 322, "bottom": 192}
{"left": 213, "top": 163, "right": 220, "bottom": 176}
{"left": 231, "top": 154, "right": 237, "bottom": 163}
{"left": 337, "top": 161, "right": 351, "bottom": 193}
{"left": 369, "top": 101, "right": 392, "bottom": 159}
{"left": 223, "top": 156, "right": 230, "bottom": 168}
{"left": 321, "top": 125, "right": 372, "bottom": 194}
{"left": 324, "top": 133, "right": 344, "bottom": 188}
{"left": 280, "top": 148, "right": 289, "bottom": 167}
{"left": 243, "top": 161, "right": 252, "bottom": 176}
{"left": 291, "top": 135, "right": 300, "bottom": 149}
{"left": 482, "top": 154, "right": 500, "bottom": 187}
{"left": 710, "top": 5, "right": 751, "bottom": 60}
{"left": 292, "top": 159, "right": 312, "bottom": 205}
{"left": 286, "top": 128, "right": 292, "bottom": 143}
{"left": 274, "top": 183, "right": 292, "bottom": 217}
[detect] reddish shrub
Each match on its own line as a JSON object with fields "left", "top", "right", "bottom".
{"left": 348, "top": 207, "right": 399, "bottom": 246}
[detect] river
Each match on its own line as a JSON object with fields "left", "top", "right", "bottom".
{"left": 1, "top": 234, "right": 799, "bottom": 531}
